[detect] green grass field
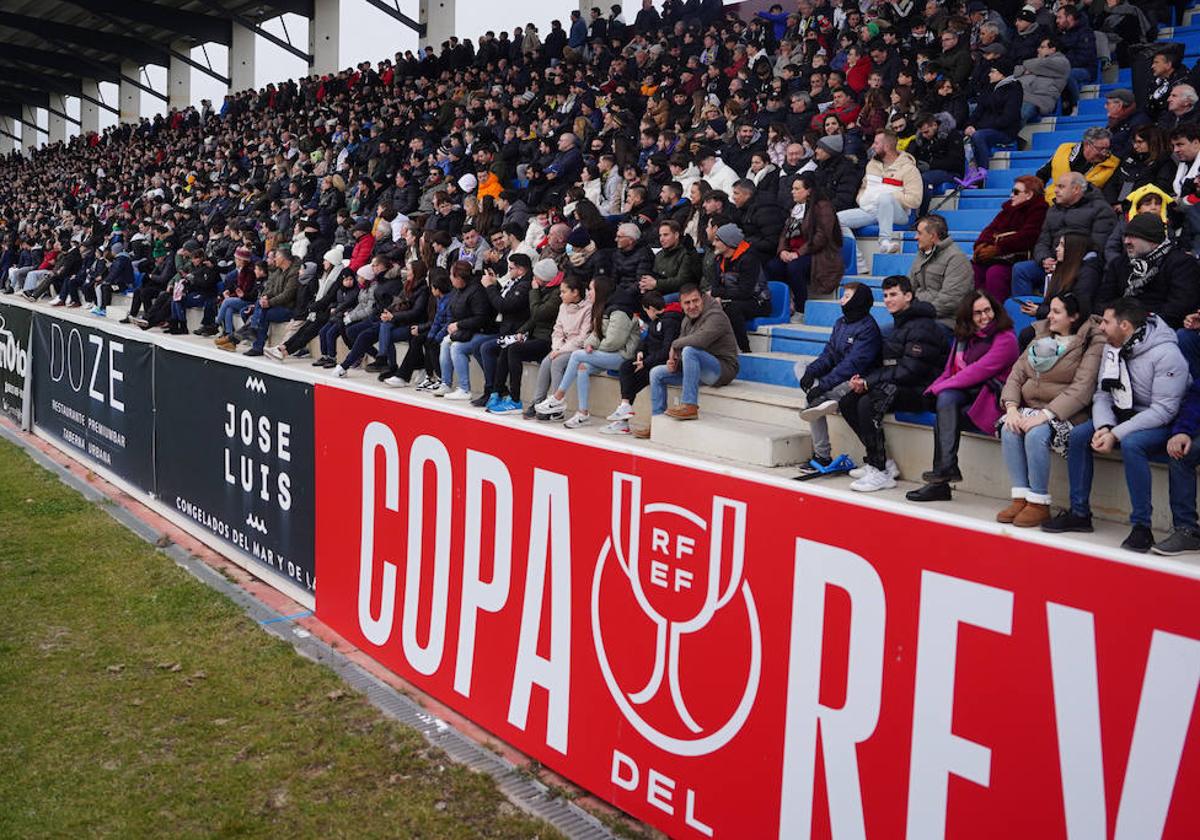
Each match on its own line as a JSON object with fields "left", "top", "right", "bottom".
{"left": 0, "top": 437, "right": 562, "bottom": 839}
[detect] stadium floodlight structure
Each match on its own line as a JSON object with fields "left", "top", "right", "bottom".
{"left": 0, "top": 0, "right": 429, "bottom": 154}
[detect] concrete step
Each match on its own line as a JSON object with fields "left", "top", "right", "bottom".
{"left": 685, "top": 381, "right": 806, "bottom": 427}
{"left": 650, "top": 411, "right": 811, "bottom": 467}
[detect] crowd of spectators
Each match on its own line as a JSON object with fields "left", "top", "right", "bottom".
{"left": 6, "top": 0, "right": 1200, "bottom": 554}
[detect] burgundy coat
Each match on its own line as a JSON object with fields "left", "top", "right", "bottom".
{"left": 974, "top": 194, "right": 1049, "bottom": 259}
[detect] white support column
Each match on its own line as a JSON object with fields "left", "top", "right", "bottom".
{"left": 48, "top": 99, "right": 67, "bottom": 145}
{"left": 0, "top": 120, "right": 14, "bottom": 155}
{"left": 168, "top": 40, "right": 192, "bottom": 111}
{"left": 310, "top": 0, "right": 340, "bottom": 75}
{"left": 419, "top": 0, "right": 456, "bottom": 51}
{"left": 229, "top": 22, "right": 256, "bottom": 92}
{"left": 21, "top": 105, "right": 39, "bottom": 151}
{"left": 119, "top": 60, "right": 141, "bottom": 124}
{"left": 80, "top": 79, "right": 101, "bottom": 136}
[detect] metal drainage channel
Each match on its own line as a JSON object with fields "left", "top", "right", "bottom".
{"left": 1, "top": 425, "right": 615, "bottom": 840}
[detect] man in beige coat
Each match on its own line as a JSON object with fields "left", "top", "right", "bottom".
{"left": 836, "top": 129, "right": 924, "bottom": 253}
{"left": 907, "top": 214, "right": 974, "bottom": 331}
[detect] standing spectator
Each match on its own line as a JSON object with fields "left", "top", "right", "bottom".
{"left": 972, "top": 176, "right": 1049, "bottom": 301}
{"left": 1045, "top": 299, "right": 1189, "bottom": 553}
{"left": 906, "top": 291, "right": 1019, "bottom": 502}
{"left": 1055, "top": 3, "right": 1097, "bottom": 116}
{"left": 998, "top": 292, "right": 1105, "bottom": 527}
{"left": 639, "top": 284, "right": 740, "bottom": 431}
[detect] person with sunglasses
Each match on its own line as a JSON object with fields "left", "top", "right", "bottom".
{"left": 972, "top": 175, "right": 1048, "bottom": 302}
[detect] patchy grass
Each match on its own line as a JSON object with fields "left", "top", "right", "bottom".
{"left": 0, "top": 438, "right": 562, "bottom": 839}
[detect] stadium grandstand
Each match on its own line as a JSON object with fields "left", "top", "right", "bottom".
{"left": 7, "top": 0, "right": 1200, "bottom": 836}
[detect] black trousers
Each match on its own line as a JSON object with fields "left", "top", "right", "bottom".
{"left": 618, "top": 357, "right": 651, "bottom": 401}
{"left": 722, "top": 298, "right": 770, "bottom": 352}
{"left": 494, "top": 338, "right": 551, "bottom": 398}
{"left": 838, "top": 385, "right": 928, "bottom": 469}
{"left": 283, "top": 314, "right": 328, "bottom": 355}
{"left": 397, "top": 335, "right": 440, "bottom": 381}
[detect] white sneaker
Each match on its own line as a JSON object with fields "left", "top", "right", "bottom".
{"left": 607, "top": 403, "right": 635, "bottom": 422}
{"left": 444, "top": 388, "right": 472, "bottom": 401}
{"left": 799, "top": 399, "right": 838, "bottom": 422}
{"left": 536, "top": 395, "right": 566, "bottom": 415}
{"left": 431, "top": 383, "right": 453, "bottom": 396}
{"left": 563, "top": 412, "right": 591, "bottom": 429}
{"left": 600, "top": 419, "right": 630, "bottom": 435}
{"left": 849, "top": 458, "right": 899, "bottom": 480}
{"left": 264, "top": 345, "right": 285, "bottom": 360}
{"left": 333, "top": 364, "right": 347, "bottom": 377}
{"left": 850, "top": 465, "right": 897, "bottom": 492}
{"left": 383, "top": 376, "right": 409, "bottom": 388}
{"left": 878, "top": 239, "right": 901, "bottom": 254}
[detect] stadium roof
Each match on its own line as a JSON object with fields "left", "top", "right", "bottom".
{"left": 0, "top": 1, "right": 315, "bottom": 122}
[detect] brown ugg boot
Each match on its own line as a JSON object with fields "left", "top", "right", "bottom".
{"left": 1013, "top": 502, "right": 1051, "bottom": 528}
{"left": 996, "top": 498, "right": 1027, "bottom": 523}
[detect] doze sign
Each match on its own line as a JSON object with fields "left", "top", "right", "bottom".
{"left": 314, "top": 386, "right": 1200, "bottom": 839}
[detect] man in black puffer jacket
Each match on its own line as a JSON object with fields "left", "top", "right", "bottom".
{"left": 811, "top": 134, "right": 864, "bottom": 213}
{"left": 730, "top": 180, "right": 785, "bottom": 262}
{"left": 839, "top": 275, "right": 948, "bottom": 492}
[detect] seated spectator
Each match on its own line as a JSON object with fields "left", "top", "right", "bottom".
{"left": 640, "top": 283, "right": 740, "bottom": 432}
{"left": 906, "top": 291, "right": 1019, "bottom": 502}
{"left": 329, "top": 257, "right": 403, "bottom": 375}
{"left": 795, "top": 283, "right": 883, "bottom": 478}
{"left": 31, "top": 240, "right": 84, "bottom": 305}
{"left": 265, "top": 262, "right": 352, "bottom": 358}
{"left": 1101, "top": 89, "right": 1151, "bottom": 160}
{"left": 1105, "top": 187, "right": 1174, "bottom": 263}
{"left": 1095, "top": 213, "right": 1200, "bottom": 329}
{"left": 1170, "top": 125, "right": 1200, "bottom": 251}
{"left": 244, "top": 246, "right": 300, "bottom": 356}
{"left": 471, "top": 253, "right": 533, "bottom": 406}
{"left": 639, "top": 220, "right": 699, "bottom": 295}
{"left": 336, "top": 259, "right": 423, "bottom": 377}
{"left": 709, "top": 223, "right": 768, "bottom": 352}
{"left": 213, "top": 247, "right": 260, "bottom": 343}
{"left": 525, "top": 273, "right": 594, "bottom": 420}
{"left": 811, "top": 134, "right": 864, "bottom": 214}
{"left": 1158, "top": 84, "right": 1200, "bottom": 132}
{"left": 1012, "top": 172, "right": 1117, "bottom": 298}
{"left": 998, "top": 292, "right": 1105, "bottom": 527}
{"left": 907, "top": 214, "right": 973, "bottom": 332}
{"left": 602, "top": 292, "right": 683, "bottom": 435}
{"left": 1044, "top": 299, "right": 1189, "bottom": 553}
{"left": 696, "top": 147, "right": 739, "bottom": 195}
{"left": 767, "top": 172, "right": 843, "bottom": 318}
{"left": 909, "top": 113, "right": 965, "bottom": 216}
{"left": 1055, "top": 3, "right": 1096, "bottom": 116}
{"left": 51, "top": 240, "right": 95, "bottom": 309}
{"left": 961, "top": 57, "right": 1023, "bottom": 186}
{"left": 842, "top": 275, "right": 949, "bottom": 492}
{"left": 87, "top": 241, "right": 135, "bottom": 320}
{"left": 311, "top": 265, "right": 371, "bottom": 366}
{"left": 393, "top": 270, "right": 455, "bottom": 391}
{"left": 837, "top": 129, "right": 922, "bottom": 255}
{"left": 485, "top": 260, "right": 564, "bottom": 414}
{"left": 434, "top": 260, "right": 496, "bottom": 399}
{"left": 535, "top": 276, "right": 641, "bottom": 426}
{"left": 1109, "top": 125, "right": 1176, "bottom": 208}
{"left": 610, "top": 222, "right": 655, "bottom": 303}
{"left": 1019, "top": 232, "right": 1103, "bottom": 331}
{"left": 1147, "top": 48, "right": 1190, "bottom": 123}
{"left": 729, "top": 179, "right": 784, "bottom": 262}
{"left": 1037, "top": 127, "right": 1119, "bottom": 204}
{"left": 171, "top": 251, "right": 221, "bottom": 334}
{"left": 972, "top": 176, "right": 1049, "bottom": 301}
{"left": 347, "top": 219, "right": 375, "bottom": 271}
{"left": 1153, "top": 378, "right": 1200, "bottom": 554}
{"left": 1014, "top": 37, "right": 1071, "bottom": 125}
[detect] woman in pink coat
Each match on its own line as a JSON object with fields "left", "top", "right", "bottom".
{"left": 906, "top": 290, "right": 1019, "bottom": 503}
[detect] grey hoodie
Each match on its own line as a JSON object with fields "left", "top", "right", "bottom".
{"left": 1092, "top": 314, "right": 1190, "bottom": 440}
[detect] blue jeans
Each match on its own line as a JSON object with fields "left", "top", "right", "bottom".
{"left": 1168, "top": 435, "right": 1200, "bottom": 530}
{"left": 969, "top": 128, "right": 1013, "bottom": 169}
{"left": 341, "top": 319, "right": 380, "bottom": 368}
{"left": 1011, "top": 260, "right": 1043, "bottom": 298}
{"left": 478, "top": 337, "right": 502, "bottom": 392}
{"left": 1064, "top": 66, "right": 1092, "bottom": 108}
{"left": 318, "top": 319, "right": 344, "bottom": 358}
{"left": 217, "top": 296, "right": 248, "bottom": 334}
{"left": 1020, "top": 102, "right": 1041, "bottom": 124}
{"left": 649, "top": 346, "right": 723, "bottom": 414}
{"left": 171, "top": 292, "right": 216, "bottom": 325}
{"left": 449, "top": 333, "right": 493, "bottom": 391}
{"left": 250, "top": 305, "right": 293, "bottom": 350}
{"left": 1178, "top": 328, "right": 1200, "bottom": 382}
{"left": 1067, "top": 420, "right": 1172, "bottom": 525}
{"left": 377, "top": 321, "right": 399, "bottom": 366}
{"left": 557, "top": 349, "right": 627, "bottom": 412}
{"left": 1001, "top": 422, "right": 1054, "bottom": 503}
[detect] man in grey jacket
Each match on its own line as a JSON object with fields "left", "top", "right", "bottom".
{"left": 1014, "top": 37, "right": 1071, "bottom": 123}
{"left": 907, "top": 215, "right": 973, "bottom": 331}
{"left": 1043, "top": 298, "right": 1190, "bottom": 552}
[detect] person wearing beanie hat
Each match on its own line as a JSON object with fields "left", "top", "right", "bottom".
{"left": 458, "top": 173, "right": 478, "bottom": 194}
{"left": 532, "top": 258, "right": 561, "bottom": 284}
{"left": 566, "top": 226, "right": 592, "bottom": 248}
{"left": 1094, "top": 211, "right": 1200, "bottom": 331}
{"left": 348, "top": 217, "right": 376, "bottom": 272}
{"left": 709, "top": 222, "right": 769, "bottom": 353}
{"left": 794, "top": 281, "right": 883, "bottom": 478}
{"left": 959, "top": 53, "right": 1024, "bottom": 186}
{"left": 815, "top": 133, "right": 844, "bottom": 157}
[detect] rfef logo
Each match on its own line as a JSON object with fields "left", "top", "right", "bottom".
{"left": 592, "top": 472, "right": 761, "bottom": 757}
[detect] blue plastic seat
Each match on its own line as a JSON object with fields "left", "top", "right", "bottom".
{"left": 747, "top": 281, "right": 790, "bottom": 329}
{"left": 1004, "top": 295, "right": 1043, "bottom": 338}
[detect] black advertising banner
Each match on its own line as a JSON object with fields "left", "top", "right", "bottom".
{"left": 154, "top": 350, "right": 315, "bottom": 593}
{"left": 0, "top": 302, "right": 32, "bottom": 427}
{"left": 32, "top": 314, "right": 155, "bottom": 491}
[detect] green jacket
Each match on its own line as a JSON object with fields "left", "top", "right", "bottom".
{"left": 518, "top": 283, "right": 562, "bottom": 340}
{"left": 587, "top": 310, "right": 642, "bottom": 359}
{"left": 263, "top": 261, "right": 300, "bottom": 309}
{"left": 652, "top": 243, "right": 701, "bottom": 293}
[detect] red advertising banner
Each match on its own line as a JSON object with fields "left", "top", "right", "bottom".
{"left": 314, "top": 384, "right": 1200, "bottom": 839}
